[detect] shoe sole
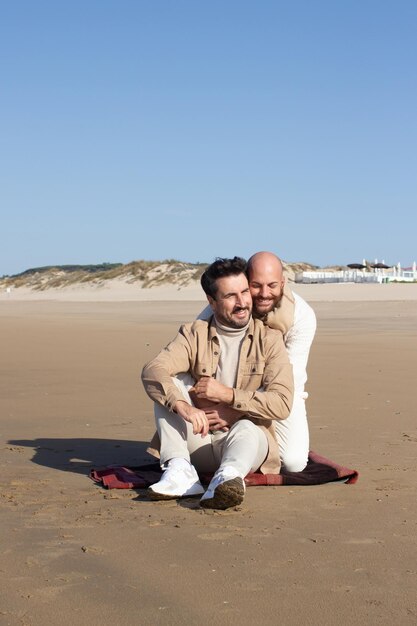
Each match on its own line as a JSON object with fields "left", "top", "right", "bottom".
{"left": 200, "top": 478, "right": 244, "bottom": 510}
{"left": 148, "top": 486, "right": 205, "bottom": 501}
{"left": 148, "top": 490, "right": 178, "bottom": 501}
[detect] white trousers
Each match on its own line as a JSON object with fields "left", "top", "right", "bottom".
{"left": 274, "top": 393, "right": 309, "bottom": 472}
{"left": 154, "top": 375, "right": 268, "bottom": 477}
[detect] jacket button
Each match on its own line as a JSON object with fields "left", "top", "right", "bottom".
{"left": 202, "top": 368, "right": 206, "bottom": 373}
{"left": 236, "top": 403, "right": 242, "bottom": 409}
{"left": 252, "top": 367, "right": 256, "bottom": 372}
{"left": 214, "top": 351, "right": 219, "bottom": 356}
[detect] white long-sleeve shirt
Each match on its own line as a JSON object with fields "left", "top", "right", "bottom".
{"left": 284, "top": 291, "right": 316, "bottom": 398}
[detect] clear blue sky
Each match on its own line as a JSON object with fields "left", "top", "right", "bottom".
{"left": 1, "top": 0, "right": 416, "bottom": 275}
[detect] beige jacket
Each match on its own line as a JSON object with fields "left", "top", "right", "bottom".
{"left": 142, "top": 317, "right": 294, "bottom": 474}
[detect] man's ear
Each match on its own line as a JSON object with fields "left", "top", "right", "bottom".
{"left": 207, "top": 295, "right": 215, "bottom": 308}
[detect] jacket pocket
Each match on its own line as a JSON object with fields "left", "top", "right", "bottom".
{"left": 241, "top": 362, "right": 265, "bottom": 378}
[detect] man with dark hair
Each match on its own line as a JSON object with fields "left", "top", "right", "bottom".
{"left": 142, "top": 257, "right": 293, "bottom": 510}
{"left": 200, "top": 256, "right": 247, "bottom": 300}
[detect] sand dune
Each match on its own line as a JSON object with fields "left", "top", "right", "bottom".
{"left": 1, "top": 279, "right": 417, "bottom": 302}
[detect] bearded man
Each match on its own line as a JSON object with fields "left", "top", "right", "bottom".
{"left": 142, "top": 257, "right": 293, "bottom": 509}
{"left": 247, "top": 252, "right": 316, "bottom": 471}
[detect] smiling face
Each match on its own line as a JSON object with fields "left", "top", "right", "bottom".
{"left": 247, "top": 252, "right": 285, "bottom": 317}
{"left": 208, "top": 272, "right": 252, "bottom": 329}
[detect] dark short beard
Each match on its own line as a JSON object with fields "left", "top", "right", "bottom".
{"left": 252, "top": 292, "right": 283, "bottom": 319}
{"left": 214, "top": 309, "right": 250, "bottom": 329}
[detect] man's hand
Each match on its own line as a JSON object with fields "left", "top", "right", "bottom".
{"left": 174, "top": 400, "right": 209, "bottom": 437}
{"left": 202, "top": 403, "right": 242, "bottom": 432}
{"left": 192, "top": 377, "right": 234, "bottom": 404}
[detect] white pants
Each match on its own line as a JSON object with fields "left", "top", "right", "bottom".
{"left": 274, "top": 393, "right": 309, "bottom": 472}
{"left": 154, "top": 375, "right": 268, "bottom": 477}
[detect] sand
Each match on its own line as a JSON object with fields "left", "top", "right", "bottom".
{"left": 1, "top": 284, "right": 417, "bottom": 625}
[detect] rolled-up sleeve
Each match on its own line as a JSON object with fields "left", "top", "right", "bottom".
{"left": 141, "top": 325, "right": 193, "bottom": 411}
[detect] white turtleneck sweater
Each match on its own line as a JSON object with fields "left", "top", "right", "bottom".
{"left": 214, "top": 319, "right": 250, "bottom": 388}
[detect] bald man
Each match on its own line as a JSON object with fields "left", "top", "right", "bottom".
{"left": 246, "top": 252, "right": 316, "bottom": 471}
{"left": 199, "top": 252, "right": 316, "bottom": 472}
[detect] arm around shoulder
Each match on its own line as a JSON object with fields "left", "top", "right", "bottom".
{"left": 285, "top": 296, "right": 316, "bottom": 391}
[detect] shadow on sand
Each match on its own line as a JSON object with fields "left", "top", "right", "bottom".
{"left": 8, "top": 437, "right": 152, "bottom": 476}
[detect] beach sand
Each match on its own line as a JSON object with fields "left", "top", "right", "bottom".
{"left": 1, "top": 284, "right": 417, "bottom": 625}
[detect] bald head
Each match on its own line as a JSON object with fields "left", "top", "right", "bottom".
{"left": 247, "top": 251, "right": 285, "bottom": 317}
{"left": 247, "top": 251, "right": 284, "bottom": 280}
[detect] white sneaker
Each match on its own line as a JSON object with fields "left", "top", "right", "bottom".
{"left": 200, "top": 466, "right": 245, "bottom": 510}
{"left": 148, "top": 459, "right": 205, "bottom": 500}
